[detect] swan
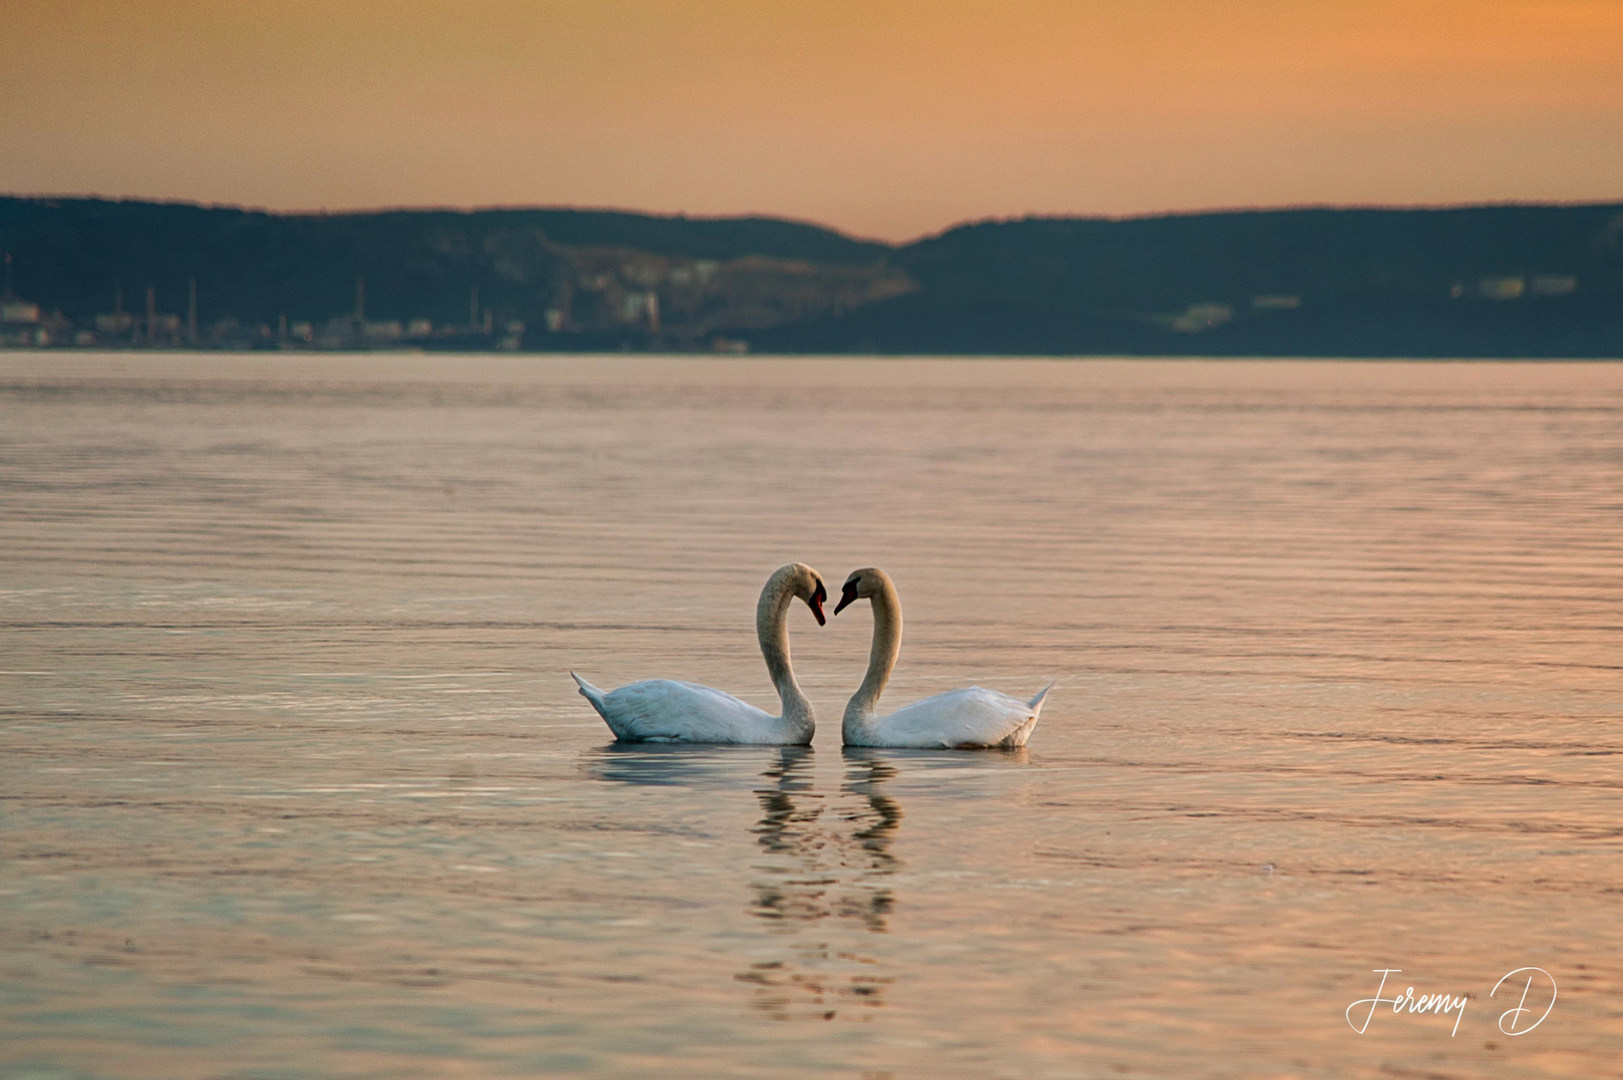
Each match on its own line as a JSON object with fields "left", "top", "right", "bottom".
{"left": 571, "top": 563, "right": 827, "bottom": 745}
{"left": 834, "top": 567, "right": 1052, "bottom": 749}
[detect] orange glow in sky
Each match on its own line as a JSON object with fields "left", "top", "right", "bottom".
{"left": 4, "top": 0, "right": 1622, "bottom": 240}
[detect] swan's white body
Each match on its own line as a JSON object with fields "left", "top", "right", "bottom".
{"left": 837, "top": 567, "right": 1052, "bottom": 749}
{"left": 846, "top": 684, "right": 1051, "bottom": 749}
{"left": 571, "top": 675, "right": 809, "bottom": 745}
{"left": 571, "top": 563, "right": 823, "bottom": 745}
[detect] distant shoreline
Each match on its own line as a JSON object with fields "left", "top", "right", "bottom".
{"left": 4, "top": 197, "right": 1621, "bottom": 358}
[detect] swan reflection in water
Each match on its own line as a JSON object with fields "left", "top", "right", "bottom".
{"left": 737, "top": 747, "right": 904, "bottom": 1021}
{"left": 582, "top": 743, "right": 1027, "bottom": 1023}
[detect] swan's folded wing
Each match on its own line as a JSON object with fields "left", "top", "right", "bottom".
{"left": 597, "top": 679, "right": 778, "bottom": 743}
{"left": 879, "top": 687, "right": 1039, "bottom": 748}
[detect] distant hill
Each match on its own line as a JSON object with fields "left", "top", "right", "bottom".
{"left": 761, "top": 205, "right": 1623, "bottom": 356}
{"left": 3, "top": 196, "right": 1621, "bottom": 355}
{"left": 0, "top": 198, "right": 894, "bottom": 348}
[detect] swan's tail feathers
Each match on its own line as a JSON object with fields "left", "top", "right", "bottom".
{"left": 1028, "top": 681, "right": 1057, "bottom": 714}
{"left": 571, "top": 671, "right": 611, "bottom": 718}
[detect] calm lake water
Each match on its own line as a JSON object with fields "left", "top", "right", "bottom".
{"left": 2, "top": 353, "right": 1620, "bottom": 1079}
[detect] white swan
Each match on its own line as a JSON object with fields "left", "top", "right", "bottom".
{"left": 835, "top": 567, "right": 1052, "bottom": 749}
{"left": 571, "top": 563, "right": 826, "bottom": 745}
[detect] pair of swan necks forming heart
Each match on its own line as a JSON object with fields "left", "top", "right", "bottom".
{"left": 571, "top": 563, "right": 1052, "bottom": 749}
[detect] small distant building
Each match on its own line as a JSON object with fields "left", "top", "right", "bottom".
{"left": 621, "top": 290, "right": 659, "bottom": 331}
{"left": 95, "top": 312, "right": 134, "bottom": 336}
{"left": 1453, "top": 276, "right": 1571, "bottom": 301}
{"left": 2, "top": 297, "right": 46, "bottom": 347}
{"left": 2, "top": 294, "right": 49, "bottom": 348}
{"left": 1, "top": 297, "right": 40, "bottom": 324}
{"left": 317, "top": 317, "right": 357, "bottom": 349}
{"left": 1169, "top": 303, "right": 1233, "bottom": 333}
{"left": 1, "top": 255, "right": 47, "bottom": 346}
{"left": 498, "top": 320, "right": 525, "bottom": 350}
{"left": 1479, "top": 277, "right": 1525, "bottom": 300}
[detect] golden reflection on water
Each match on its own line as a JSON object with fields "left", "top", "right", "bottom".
{"left": 2, "top": 354, "right": 1621, "bottom": 1079}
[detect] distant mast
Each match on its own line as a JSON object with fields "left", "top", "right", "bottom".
{"left": 187, "top": 277, "right": 198, "bottom": 345}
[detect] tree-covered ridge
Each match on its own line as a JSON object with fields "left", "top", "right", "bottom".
{"left": 2, "top": 197, "right": 1620, "bottom": 355}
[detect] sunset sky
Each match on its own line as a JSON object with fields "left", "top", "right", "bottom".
{"left": 4, "top": 0, "right": 1622, "bottom": 241}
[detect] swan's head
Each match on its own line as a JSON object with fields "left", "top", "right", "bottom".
{"left": 834, "top": 567, "right": 888, "bottom": 615}
{"left": 783, "top": 562, "right": 828, "bottom": 626}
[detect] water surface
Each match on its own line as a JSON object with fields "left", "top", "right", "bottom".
{"left": 2, "top": 354, "right": 1620, "bottom": 1078}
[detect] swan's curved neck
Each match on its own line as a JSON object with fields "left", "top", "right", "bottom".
{"left": 844, "top": 576, "right": 902, "bottom": 733}
{"left": 758, "top": 576, "right": 813, "bottom": 733}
